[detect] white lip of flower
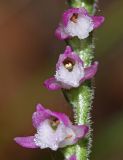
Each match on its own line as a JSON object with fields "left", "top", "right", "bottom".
{"left": 55, "top": 62, "right": 85, "bottom": 88}
{"left": 64, "top": 15, "right": 94, "bottom": 39}
{"left": 34, "top": 119, "right": 75, "bottom": 151}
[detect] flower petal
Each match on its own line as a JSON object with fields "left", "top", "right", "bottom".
{"left": 55, "top": 25, "right": 69, "bottom": 40}
{"left": 34, "top": 120, "right": 66, "bottom": 151}
{"left": 32, "top": 104, "right": 50, "bottom": 128}
{"left": 59, "top": 127, "right": 76, "bottom": 148}
{"left": 32, "top": 104, "right": 71, "bottom": 128}
{"left": 45, "top": 110, "right": 71, "bottom": 126}
{"left": 72, "top": 125, "right": 89, "bottom": 139}
{"left": 83, "top": 61, "right": 99, "bottom": 81}
{"left": 59, "top": 125, "right": 88, "bottom": 148}
{"left": 64, "top": 46, "right": 72, "bottom": 55}
{"left": 92, "top": 16, "right": 105, "bottom": 29}
{"left": 44, "top": 77, "right": 62, "bottom": 90}
{"left": 14, "top": 136, "right": 37, "bottom": 148}
{"left": 56, "top": 46, "right": 83, "bottom": 71}
{"left": 62, "top": 8, "right": 88, "bottom": 26}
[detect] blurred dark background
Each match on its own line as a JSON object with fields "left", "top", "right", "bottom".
{"left": 0, "top": 0, "right": 123, "bottom": 160}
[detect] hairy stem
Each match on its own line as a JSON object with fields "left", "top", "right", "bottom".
{"left": 68, "top": 0, "right": 97, "bottom": 14}
{"left": 62, "top": 1, "right": 97, "bottom": 160}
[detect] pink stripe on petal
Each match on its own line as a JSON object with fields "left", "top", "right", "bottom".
{"left": 92, "top": 16, "right": 105, "bottom": 29}
{"left": 14, "top": 136, "right": 37, "bottom": 149}
{"left": 55, "top": 25, "right": 69, "bottom": 40}
{"left": 36, "top": 103, "right": 45, "bottom": 112}
{"left": 44, "top": 77, "right": 62, "bottom": 90}
{"left": 84, "top": 61, "right": 99, "bottom": 80}
{"left": 64, "top": 46, "right": 73, "bottom": 55}
{"left": 32, "top": 104, "right": 50, "bottom": 128}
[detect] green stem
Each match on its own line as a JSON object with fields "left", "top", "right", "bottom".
{"left": 68, "top": 0, "right": 97, "bottom": 14}
{"left": 62, "top": 1, "right": 97, "bottom": 160}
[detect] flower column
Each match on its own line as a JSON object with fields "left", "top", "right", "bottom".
{"left": 54, "top": 1, "right": 104, "bottom": 160}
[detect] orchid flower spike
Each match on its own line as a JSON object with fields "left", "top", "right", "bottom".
{"left": 66, "top": 155, "right": 76, "bottom": 160}
{"left": 55, "top": 7, "right": 104, "bottom": 40}
{"left": 44, "top": 46, "right": 98, "bottom": 90}
{"left": 14, "top": 104, "right": 88, "bottom": 151}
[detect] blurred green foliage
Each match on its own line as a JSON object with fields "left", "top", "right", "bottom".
{"left": 92, "top": 112, "right": 123, "bottom": 160}
{"left": 96, "top": 0, "right": 123, "bottom": 56}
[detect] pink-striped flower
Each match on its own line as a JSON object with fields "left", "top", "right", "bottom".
{"left": 55, "top": 8, "right": 104, "bottom": 40}
{"left": 44, "top": 46, "right": 98, "bottom": 90}
{"left": 14, "top": 104, "right": 88, "bottom": 151}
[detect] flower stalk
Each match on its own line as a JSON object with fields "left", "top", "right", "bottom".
{"left": 62, "top": 1, "right": 97, "bottom": 160}
{"left": 14, "top": 0, "right": 104, "bottom": 160}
